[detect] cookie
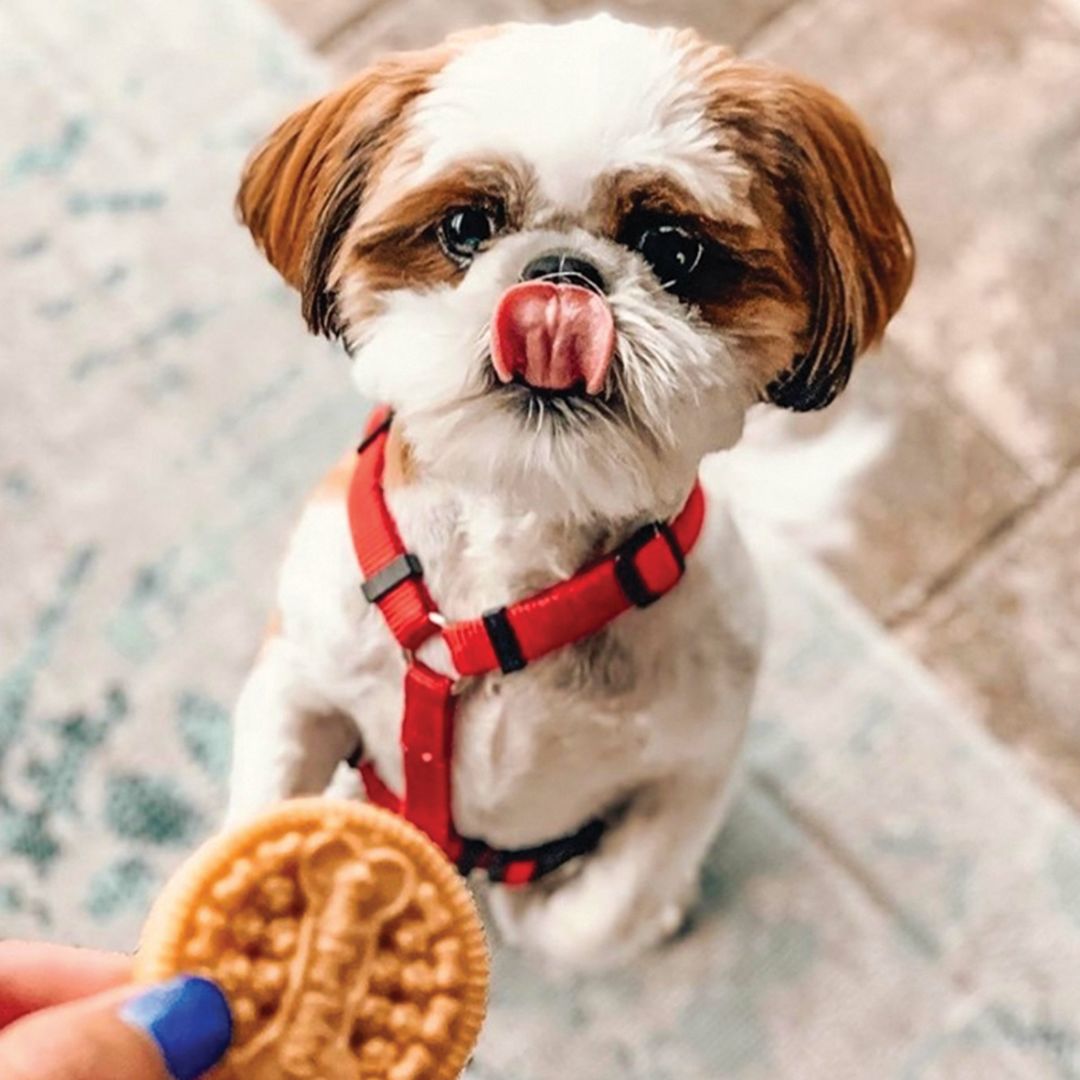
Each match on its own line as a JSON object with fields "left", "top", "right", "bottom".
{"left": 135, "top": 798, "right": 489, "bottom": 1080}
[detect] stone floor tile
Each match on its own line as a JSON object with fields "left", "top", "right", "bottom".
{"left": 803, "top": 347, "right": 1036, "bottom": 623}
{"left": 747, "top": 0, "right": 1080, "bottom": 484}
{"left": 901, "top": 469, "right": 1080, "bottom": 810}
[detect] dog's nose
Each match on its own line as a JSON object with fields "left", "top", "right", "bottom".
{"left": 520, "top": 251, "right": 606, "bottom": 294}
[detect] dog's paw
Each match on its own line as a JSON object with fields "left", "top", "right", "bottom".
{"left": 489, "top": 870, "right": 699, "bottom": 971}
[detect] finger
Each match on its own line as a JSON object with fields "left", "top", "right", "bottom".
{"left": 0, "top": 976, "right": 232, "bottom": 1080}
{"left": 0, "top": 942, "right": 132, "bottom": 1028}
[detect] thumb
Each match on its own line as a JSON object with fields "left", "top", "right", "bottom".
{"left": 0, "top": 976, "right": 232, "bottom": 1080}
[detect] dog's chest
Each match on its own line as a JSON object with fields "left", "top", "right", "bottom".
{"left": 278, "top": 486, "right": 759, "bottom": 848}
{"left": 338, "top": 611, "right": 690, "bottom": 846}
{"left": 377, "top": 489, "right": 677, "bottom": 834}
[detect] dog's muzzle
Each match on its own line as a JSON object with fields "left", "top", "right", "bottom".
{"left": 490, "top": 262, "right": 616, "bottom": 394}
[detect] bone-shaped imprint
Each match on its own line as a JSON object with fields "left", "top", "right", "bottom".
{"left": 233, "top": 832, "right": 417, "bottom": 1079}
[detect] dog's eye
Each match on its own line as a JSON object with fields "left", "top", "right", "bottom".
{"left": 630, "top": 222, "right": 705, "bottom": 291}
{"left": 438, "top": 206, "right": 501, "bottom": 262}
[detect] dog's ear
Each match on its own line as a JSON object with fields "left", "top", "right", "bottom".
{"left": 763, "top": 73, "right": 914, "bottom": 410}
{"left": 236, "top": 50, "right": 447, "bottom": 337}
{"left": 701, "top": 60, "right": 914, "bottom": 410}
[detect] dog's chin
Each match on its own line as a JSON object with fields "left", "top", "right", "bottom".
{"left": 485, "top": 364, "right": 624, "bottom": 427}
{"left": 400, "top": 379, "right": 698, "bottom": 525}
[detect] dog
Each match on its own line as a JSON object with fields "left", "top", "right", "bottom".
{"left": 225, "top": 14, "right": 913, "bottom": 969}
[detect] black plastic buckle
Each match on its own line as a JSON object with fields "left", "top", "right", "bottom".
{"left": 613, "top": 521, "right": 685, "bottom": 608}
{"left": 361, "top": 552, "right": 423, "bottom": 604}
{"left": 482, "top": 607, "right": 527, "bottom": 674}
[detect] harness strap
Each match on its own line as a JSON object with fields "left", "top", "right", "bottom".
{"left": 445, "top": 488, "right": 705, "bottom": 675}
{"left": 346, "top": 406, "right": 706, "bottom": 886}
{"left": 349, "top": 408, "right": 706, "bottom": 675}
{"left": 401, "top": 662, "right": 456, "bottom": 852}
{"left": 348, "top": 406, "right": 439, "bottom": 653}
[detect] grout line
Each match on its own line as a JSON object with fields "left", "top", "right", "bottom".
{"left": 748, "top": 769, "right": 944, "bottom": 960}
{"left": 886, "top": 453, "right": 1080, "bottom": 631}
{"left": 860, "top": 341, "right": 1078, "bottom": 631}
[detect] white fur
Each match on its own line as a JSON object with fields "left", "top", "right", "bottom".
{"left": 227, "top": 16, "right": 881, "bottom": 970}
{"left": 396, "top": 17, "right": 754, "bottom": 223}
{"left": 711, "top": 405, "right": 892, "bottom": 554}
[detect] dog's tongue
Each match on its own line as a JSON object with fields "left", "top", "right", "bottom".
{"left": 491, "top": 282, "right": 615, "bottom": 394}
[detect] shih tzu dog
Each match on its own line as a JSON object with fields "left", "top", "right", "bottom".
{"left": 226, "top": 14, "right": 913, "bottom": 969}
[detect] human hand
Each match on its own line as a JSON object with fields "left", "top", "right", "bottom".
{"left": 0, "top": 941, "right": 232, "bottom": 1080}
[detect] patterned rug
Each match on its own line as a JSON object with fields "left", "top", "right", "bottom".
{"left": 3, "top": 1, "right": 1080, "bottom": 1076}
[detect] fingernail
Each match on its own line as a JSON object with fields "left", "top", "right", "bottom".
{"left": 121, "top": 976, "right": 233, "bottom": 1080}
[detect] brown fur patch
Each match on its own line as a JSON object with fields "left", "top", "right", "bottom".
{"left": 682, "top": 41, "right": 915, "bottom": 409}
{"left": 341, "top": 158, "right": 533, "bottom": 299}
{"left": 236, "top": 44, "right": 458, "bottom": 337}
{"left": 383, "top": 423, "right": 417, "bottom": 489}
{"left": 592, "top": 168, "right": 806, "bottom": 368}
{"left": 310, "top": 449, "right": 357, "bottom": 502}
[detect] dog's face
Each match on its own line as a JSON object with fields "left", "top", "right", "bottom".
{"left": 239, "top": 16, "right": 913, "bottom": 520}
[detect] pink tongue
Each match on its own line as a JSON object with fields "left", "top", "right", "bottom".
{"left": 491, "top": 282, "right": 616, "bottom": 395}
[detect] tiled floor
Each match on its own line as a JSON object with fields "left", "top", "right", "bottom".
{"left": 262, "top": 0, "right": 1080, "bottom": 808}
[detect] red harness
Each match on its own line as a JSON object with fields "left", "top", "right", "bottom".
{"left": 347, "top": 406, "right": 707, "bottom": 886}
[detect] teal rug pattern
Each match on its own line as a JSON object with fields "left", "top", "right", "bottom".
{"left": 2, "top": 2, "right": 1080, "bottom": 1076}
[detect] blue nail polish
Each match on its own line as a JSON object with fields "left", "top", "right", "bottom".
{"left": 121, "top": 976, "right": 233, "bottom": 1080}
